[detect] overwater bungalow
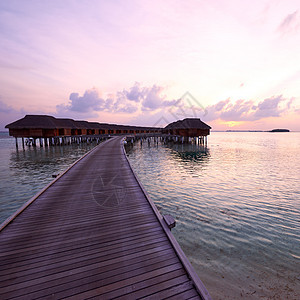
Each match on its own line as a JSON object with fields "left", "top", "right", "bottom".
{"left": 163, "top": 118, "right": 211, "bottom": 140}
{"left": 5, "top": 115, "right": 160, "bottom": 138}
{"left": 5, "top": 115, "right": 211, "bottom": 148}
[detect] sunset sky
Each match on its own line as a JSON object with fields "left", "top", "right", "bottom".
{"left": 0, "top": 0, "right": 299, "bottom": 131}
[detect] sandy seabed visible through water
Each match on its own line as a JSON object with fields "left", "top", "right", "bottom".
{"left": 126, "top": 132, "right": 300, "bottom": 299}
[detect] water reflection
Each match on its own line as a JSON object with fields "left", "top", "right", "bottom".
{"left": 126, "top": 133, "right": 300, "bottom": 299}
{"left": 10, "top": 143, "right": 96, "bottom": 173}
{"left": 125, "top": 141, "right": 210, "bottom": 167}
{"left": 10, "top": 143, "right": 100, "bottom": 183}
{"left": 167, "top": 143, "right": 210, "bottom": 164}
{"left": 0, "top": 141, "right": 98, "bottom": 223}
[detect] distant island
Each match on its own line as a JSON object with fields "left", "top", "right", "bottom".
{"left": 269, "top": 129, "right": 290, "bottom": 132}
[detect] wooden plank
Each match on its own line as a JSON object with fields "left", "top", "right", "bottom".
{"left": 0, "top": 247, "right": 174, "bottom": 295}
{"left": 0, "top": 213, "right": 158, "bottom": 245}
{"left": 112, "top": 275, "right": 191, "bottom": 299}
{"left": 0, "top": 234, "right": 167, "bottom": 275}
{"left": 89, "top": 269, "right": 187, "bottom": 300}
{"left": 1, "top": 254, "right": 179, "bottom": 299}
{"left": 62, "top": 263, "right": 184, "bottom": 300}
{"left": 0, "top": 212, "right": 158, "bottom": 242}
{"left": 0, "top": 228, "right": 163, "bottom": 268}
{"left": 167, "top": 289, "right": 201, "bottom": 300}
{"left": 0, "top": 234, "right": 167, "bottom": 274}
{"left": 0, "top": 240, "right": 171, "bottom": 283}
{"left": 4, "top": 200, "right": 151, "bottom": 226}
{"left": 0, "top": 222, "right": 161, "bottom": 258}
{"left": 1, "top": 249, "right": 175, "bottom": 294}
{"left": 0, "top": 206, "right": 154, "bottom": 234}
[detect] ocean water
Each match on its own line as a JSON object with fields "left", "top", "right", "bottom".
{"left": 0, "top": 132, "right": 99, "bottom": 222}
{"left": 1, "top": 132, "right": 299, "bottom": 299}
{"left": 125, "top": 132, "right": 300, "bottom": 299}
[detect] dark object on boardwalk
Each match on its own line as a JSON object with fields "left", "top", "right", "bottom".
{"left": 163, "top": 214, "right": 176, "bottom": 230}
{"left": 269, "top": 129, "right": 290, "bottom": 132}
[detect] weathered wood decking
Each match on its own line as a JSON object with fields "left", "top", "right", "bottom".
{"left": 0, "top": 136, "right": 211, "bottom": 299}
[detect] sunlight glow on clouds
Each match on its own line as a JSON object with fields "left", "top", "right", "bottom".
{"left": 203, "top": 96, "right": 294, "bottom": 122}
{"left": 52, "top": 83, "right": 297, "bottom": 131}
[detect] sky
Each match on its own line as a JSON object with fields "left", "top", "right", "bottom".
{"left": 0, "top": 0, "right": 299, "bottom": 131}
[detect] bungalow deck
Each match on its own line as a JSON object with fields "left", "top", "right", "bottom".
{"left": 0, "top": 136, "right": 211, "bottom": 299}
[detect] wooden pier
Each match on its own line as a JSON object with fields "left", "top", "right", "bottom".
{"left": 6, "top": 115, "right": 211, "bottom": 150}
{"left": 0, "top": 136, "right": 211, "bottom": 299}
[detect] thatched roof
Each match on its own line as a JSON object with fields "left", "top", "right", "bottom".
{"left": 5, "top": 115, "right": 161, "bottom": 131}
{"left": 55, "top": 118, "right": 78, "bottom": 129}
{"left": 6, "top": 115, "right": 209, "bottom": 133}
{"left": 74, "top": 121, "right": 93, "bottom": 129}
{"left": 5, "top": 115, "right": 58, "bottom": 129}
{"left": 165, "top": 118, "right": 211, "bottom": 130}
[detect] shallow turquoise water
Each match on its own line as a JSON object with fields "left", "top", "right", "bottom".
{"left": 0, "top": 132, "right": 299, "bottom": 299}
{"left": 126, "top": 132, "right": 300, "bottom": 299}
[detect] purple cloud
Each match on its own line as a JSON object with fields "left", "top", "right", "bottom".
{"left": 220, "top": 99, "right": 254, "bottom": 121}
{"left": 202, "top": 95, "right": 295, "bottom": 122}
{"left": 0, "top": 100, "right": 14, "bottom": 113}
{"left": 162, "top": 98, "right": 182, "bottom": 107}
{"left": 215, "top": 99, "right": 230, "bottom": 112}
{"left": 116, "top": 104, "right": 137, "bottom": 114}
{"left": 252, "top": 96, "right": 283, "bottom": 119}
{"left": 0, "top": 100, "right": 27, "bottom": 130}
{"left": 278, "top": 11, "right": 299, "bottom": 34}
{"left": 142, "top": 85, "right": 165, "bottom": 111}
{"left": 56, "top": 88, "right": 106, "bottom": 116}
{"left": 287, "top": 98, "right": 295, "bottom": 109}
{"left": 124, "top": 82, "right": 145, "bottom": 102}
{"left": 112, "top": 96, "right": 138, "bottom": 114}
{"left": 68, "top": 89, "right": 105, "bottom": 112}
{"left": 56, "top": 84, "right": 296, "bottom": 125}
{"left": 57, "top": 83, "right": 179, "bottom": 116}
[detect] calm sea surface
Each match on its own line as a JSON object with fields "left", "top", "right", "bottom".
{"left": 0, "top": 132, "right": 98, "bottom": 222}
{"left": 0, "top": 131, "right": 299, "bottom": 299}
{"left": 125, "top": 132, "right": 300, "bottom": 299}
